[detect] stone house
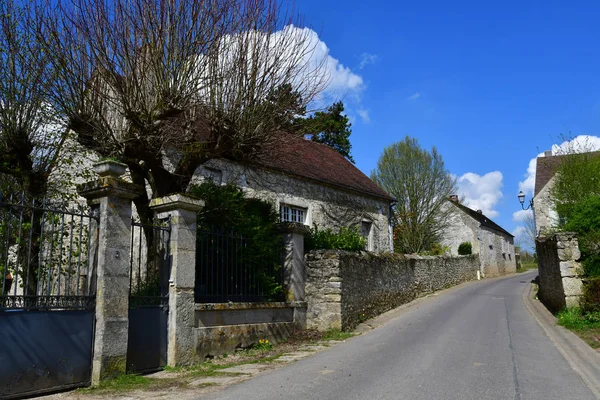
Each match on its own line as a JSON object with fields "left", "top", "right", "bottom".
{"left": 532, "top": 150, "right": 600, "bottom": 235}
{"left": 191, "top": 134, "right": 395, "bottom": 253}
{"left": 441, "top": 198, "right": 516, "bottom": 277}
{"left": 532, "top": 151, "right": 563, "bottom": 235}
{"left": 55, "top": 133, "right": 395, "bottom": 253}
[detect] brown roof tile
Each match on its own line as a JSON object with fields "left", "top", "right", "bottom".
{"left": 257, "top": 134, "right": 393, "bottom": 202}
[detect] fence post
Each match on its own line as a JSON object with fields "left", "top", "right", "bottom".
{"left": 77, "top": 161, "right": 142, "bottom": 384}
{"left": 150, "top": 194, "right": 204, "bottom": 366}
{"left": 277, "top": 223, "right": 309, "bottom": 303}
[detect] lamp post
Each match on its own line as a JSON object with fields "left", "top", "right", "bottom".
{"left": 517, "top": 190, "right": 533, "bottom": 210}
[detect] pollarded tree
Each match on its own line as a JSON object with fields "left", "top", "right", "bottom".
{"left": 37, "top": 0, "right": 328, "bottom": 227}
{"left": 0, "top": 0, "right": 71, "bottom": 199}
{"left": 370, "top": 136, "right": 457, "bottom": 254}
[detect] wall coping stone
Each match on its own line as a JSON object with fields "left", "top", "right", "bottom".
{"left": 276, "top": 222, "right": 310, "bottom": 235}
{"left": 149, "top": 193, "right": 204, "bottom": 213}
{"left": 195, "top": 301, "right": 307, "bottom": 311}
{"left": 307, "top": 249, "right": 478, "bottom": 261}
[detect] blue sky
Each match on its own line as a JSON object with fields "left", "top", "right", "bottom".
{"left": 294, "top": 0, "right": 600, "bottom": 248}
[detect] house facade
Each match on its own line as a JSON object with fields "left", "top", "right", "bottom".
{"left": 191, "top": 135, "right": 395, "bottom": 253}
{"left": 441, "top": 199, "right": 516, "bottom": 277}
{"left": 532, "top": 151, "right": 562, "bottom": 235}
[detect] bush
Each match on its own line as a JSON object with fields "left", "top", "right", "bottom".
{"left": 458, "top": 242, "right": 472, "bottom": 255}
{"left": 305, "top": 225, "right": 366, "bottom": 252}
{"left": 563, "top": 195, "right": 600, "bottom": 277}
{"left": 420, "top": 242, "right": 450, "bottom": 256}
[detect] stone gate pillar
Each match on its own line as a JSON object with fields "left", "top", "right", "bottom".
{"left": 277, "top": 223, "right": 309, "bottom": 303}
{"left": 78, "top": 161, "right": 141, "bottom": 384}
{"left": 150, "top": 194, "right": 204, "bottom": 366}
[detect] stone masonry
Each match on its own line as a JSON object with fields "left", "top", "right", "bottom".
{"left": 536, "top": 232, "right": 584, "bottom": 312}
{"left": 305, "top": 250, "right": 479, "bottom": 331}
{"left": 78, "top": 163, "right": 142, "bottom": 384}
{"left": 150, "top": 194, "right": 204, "bottom": 366}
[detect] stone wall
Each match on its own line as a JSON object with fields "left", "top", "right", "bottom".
{"left": 536, "top": 232, "right": 583, "bottom": 312}
{"left": 193, "top": 302, "right": 305, "bottom": 359}
{"left": 305, "top": 250, "right": 479, "bottom": 331}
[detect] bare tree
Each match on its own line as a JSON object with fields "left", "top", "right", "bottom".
{"left": 0, "top": 0, "right": 77, "bottom": 297}
{"left": 37, "top": 0, "right": 328, "bottom": 225}
{"left": 0, "top": 0, "right": 69, "bottom": 198}
{"left": 370, "top": 136, "right": 457, "bottom": 254}
{"left": 523, "top": 211, "right": 537, "bottom": 248}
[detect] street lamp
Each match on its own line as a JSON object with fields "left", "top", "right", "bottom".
{"left": 517, "top": 190, "right": 533, "bottom": 210}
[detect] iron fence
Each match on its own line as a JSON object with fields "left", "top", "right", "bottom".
{"left": 0, "top": 193, "right": 98, "bottom": 311}
{"left": 195, "top": 224, "right": 285, "bottom": 303}
{"left": 129, "top": 218, "right": 171, "bottom": 308}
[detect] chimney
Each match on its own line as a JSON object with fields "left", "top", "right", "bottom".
{"left": 449, "top": 194, "right": 459, "bottom": 203}
{"left": 477, "top": 209, "right": 483, "bottom": 214}
{"left": 544, "top": 150, "right": 552, "bottom": 157}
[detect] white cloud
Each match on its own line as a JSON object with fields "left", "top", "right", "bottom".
{"left": 359, "top": 53, "right": 379, "bottom": 69}
{"left": 407, "top": 92, "right": 421, "bottom": 101}
{"left": 357, "top": 108, "right": 370, "bottom": 123}
{"left": 512, "top": 209, "right": 533, "bottom": 222}
{"left": 456, "top": 171, "right": 503, "bottom": 218}
{"left": 200, "top": 26, "right": 364, "bottom": 108}
{"left": 517, "top": 135, "right": 600, "bottom": 197}
{"left": 301, "top": 28, "right": 364, "bottom": 101}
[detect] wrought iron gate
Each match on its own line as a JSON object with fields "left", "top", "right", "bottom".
{"left": 126, "top": 218, "right": 170, "bottom": 373}
{"left": 0, "top": 194, "right": 98, "bottom": 399}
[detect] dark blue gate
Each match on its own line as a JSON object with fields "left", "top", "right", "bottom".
{"left": 0, "top": 194, "right": 97, "bottom": 399}
{"left": 126, "top": 218, "right": 170, "bottom": 373}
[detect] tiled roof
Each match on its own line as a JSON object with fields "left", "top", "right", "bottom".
{"left": 257, "top": 134, "right": 393, "bottom": 202}
{"left": 452, "top": 201, "right": 513, "bottom": 237}
{"left": 534, "top": 155, "right": 565, "bottom": 196}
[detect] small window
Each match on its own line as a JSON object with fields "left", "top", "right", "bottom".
{"left": 509, "top": 254, "right": 512, "bottom": 261}
{"left": 360, "top": 221, "right": 373, "bottom": 251}
{"left": 205, "top": 167, "right": 222, "bottom": 185}
{"left": 280, "top": 204, "right": 306, "bottom": 224}
{"left": 489, "top": 245, "right": 493, "bottom": 250}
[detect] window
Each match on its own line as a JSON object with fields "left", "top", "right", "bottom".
{"left": 204, "top": 167, "right": 222, "bottom": 185}
{"left": 280, "top": 204, "right": 306, "bottom": 224}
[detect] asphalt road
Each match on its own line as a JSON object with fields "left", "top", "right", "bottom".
{"left": 201, "top": 271, "right": 597, "bottom": 400}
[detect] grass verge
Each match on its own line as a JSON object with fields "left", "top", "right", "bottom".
{"left": 517, "top": 262, "right": 538, "bottom": 273}
{"left": 322, "top": 329, "right": 354, "bottom": 341}
{"left": 557, "top": 307, "right": 600, "bottom": 349}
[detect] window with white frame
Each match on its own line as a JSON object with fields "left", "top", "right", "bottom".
{"left": 280, "top": 204, "right": 307, "bottom": 224}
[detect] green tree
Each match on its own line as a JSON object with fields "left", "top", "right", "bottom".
{"left": 297, "top": 101, "right": 354, "bottom": 163}
{"left": 563, "top": 195, "right": 600, "bottom": 277}
{"left": 370, "top": 136, "right": 457, "bottom": 254}
{"left": 552, "top": 151, "right": 600, "bottom": 222}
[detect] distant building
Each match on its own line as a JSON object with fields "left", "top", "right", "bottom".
{"left": 441, "top": 198, "right": 516, "bottom": 277}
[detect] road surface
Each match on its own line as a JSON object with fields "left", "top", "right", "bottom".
{"left": 201, "top": 271, "right": 596, "bottom": 400}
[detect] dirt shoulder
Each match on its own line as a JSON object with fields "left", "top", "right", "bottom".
{"left": 40, "top": 330, "right": 354, "bottom": 400}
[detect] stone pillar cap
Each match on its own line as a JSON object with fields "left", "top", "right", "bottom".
{"left": 77, "top": 177, "right": 142, "bottom": 201}
{"left": 150, "top": 193, "right": 205, "bottom": 213}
